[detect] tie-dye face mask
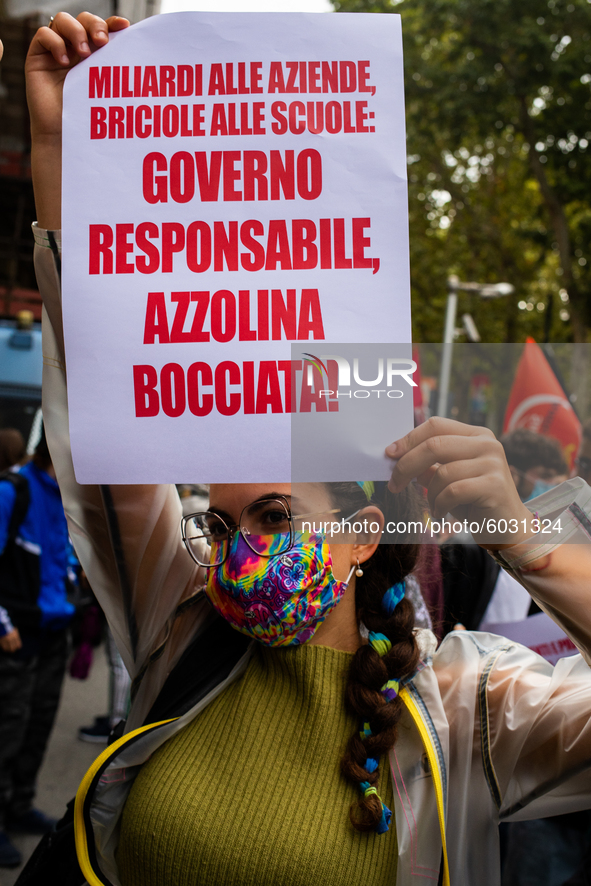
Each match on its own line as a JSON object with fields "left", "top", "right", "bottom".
{"left": 205, "top": 532, "right": 354, "bottom": 647}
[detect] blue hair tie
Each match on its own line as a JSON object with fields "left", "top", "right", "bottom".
{"left": 359, "top": 721, "right": 372, "bottom": 740}
{"left": 359, "top": 780, "right": 392, "bottom": 835}
{"left": 376, "top": 802, "right": 392, "bottom": 834}
{"left": 368, "top": 631, "right": 392, "bottom": 657}
{"left": 382, "top": 582, "right": 405, "bottom": 617}
{"left": 356, "top": 480, "right": 375, "bottom": 501}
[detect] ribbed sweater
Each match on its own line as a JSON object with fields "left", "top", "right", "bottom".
{"left": 118, "top": 642, "right": 397, "bottom": 886}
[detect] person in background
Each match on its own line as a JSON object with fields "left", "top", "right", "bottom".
{"left": 76, "top": 621, "right": 131, "bottom": 744}
{"left": 502, "top": 427, "right": 570, "bottom": 504}
{"left": 0, "top": 427, "right": 26, "bottom": 473}
{"left": 177, "top": 484, "right": 210, "bottom": 517}
{"left": 0, "top": 428, "right": 27, "bottom": 656}
{"left": 0, "top": 429, "right": 75, "bottom": 868}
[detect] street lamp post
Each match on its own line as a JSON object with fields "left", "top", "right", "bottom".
{"left": 436, "top": 276, "right": 514, "bottom": 418}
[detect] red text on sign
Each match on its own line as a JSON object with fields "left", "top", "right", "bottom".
{"left": 133, "top": 360, "right": 336, "bottom": 417}
{"left": 143, "top": 288, "right": 325, "bottom": 344}
{"left": 90, "top": 104, "right": 207, "bottom": 140}
{"left": 89, "top": 65, "right": 203, "bottom": 98}
{"left": 270, "top": 100, "right": 374, "bottom": 135}
{"left": 207, "top": 62, "right": 264, "bottom": 95}
{"left": 142, "top": 149, "right": 321, "bottom": 204}
{"left": 88, "top": 218, "right": 380, "bottom": 275}
{"left": 266, "top": 61, "right": 375, "bottom": 95}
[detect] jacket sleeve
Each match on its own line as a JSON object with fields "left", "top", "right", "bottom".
{"left": 490, "top": 477, "right": 591, "bottom": 665}
{"left": 34, "top": 225, "right": 210, "bottom": 726}
{"left": 0, "top": 605, "right": 14, "bottom": 638}
{"left": 483, "top": 478, "right": 591, "bottom": 819}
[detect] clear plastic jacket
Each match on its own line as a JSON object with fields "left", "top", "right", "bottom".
{"left": 34, "top": 226, "right": 591, "bottom": 886}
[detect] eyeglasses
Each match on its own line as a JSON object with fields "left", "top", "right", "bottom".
{"left": 181, "top": 495, "right": 342, "bottom": 568}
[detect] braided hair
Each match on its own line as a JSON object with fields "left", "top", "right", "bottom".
{"left": 326, "top": 481, "right": 422, "bottom": 834}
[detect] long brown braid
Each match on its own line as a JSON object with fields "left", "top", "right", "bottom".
{"left": 327, "top": 481, "right": 422, "bottom": 833}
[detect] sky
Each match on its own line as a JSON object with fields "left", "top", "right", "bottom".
{"left": 161, "top": 0, "right": 333, "bottom": 12}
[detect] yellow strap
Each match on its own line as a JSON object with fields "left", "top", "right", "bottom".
{"left": 74, "top": 718, "right": 178, "bottom": 886}
{"left": 400, "top": 687, "right": 451, "bottom": 886}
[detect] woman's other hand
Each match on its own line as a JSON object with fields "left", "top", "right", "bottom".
{"left": 386, "top": 417, "right": 536, "bottom": 549}
{"left": 0, "top": 627, "right": 22, "bottom": 653}
{"left": 25, "top": 12, "right": 129, "bottom": 229}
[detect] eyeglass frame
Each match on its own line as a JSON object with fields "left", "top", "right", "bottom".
{"left": 181, "top": 495, "right": 348, "bottom": 568}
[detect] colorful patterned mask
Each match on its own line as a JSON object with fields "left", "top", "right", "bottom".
{"left": 205, "top": 532, "right": 353, "bottom": 647}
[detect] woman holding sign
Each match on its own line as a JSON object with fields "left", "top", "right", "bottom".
{"left": 22, "top": 12, "right": 591, "bottom": 886}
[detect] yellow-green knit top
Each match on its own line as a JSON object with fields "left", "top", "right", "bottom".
{"left": 118, "top": 642, "right": 397, "bottom": 886}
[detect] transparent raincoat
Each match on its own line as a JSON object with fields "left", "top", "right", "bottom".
{"left": 34, "top": 225, "right": 591, "bottom": 886}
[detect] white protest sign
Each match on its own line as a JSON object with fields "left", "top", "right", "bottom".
{"left": 62, "top": 12, "right": 412, "bottom": 484}
{"left": 481, "top": 612, "right": 577, "bottom": 667}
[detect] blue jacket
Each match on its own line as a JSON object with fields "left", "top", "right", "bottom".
{"left": 0, "top": 461, "right": 74, "bottom": 632}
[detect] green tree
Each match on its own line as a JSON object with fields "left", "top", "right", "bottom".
{"left": 333, "top": 0, "right": 591, "bottom": 343}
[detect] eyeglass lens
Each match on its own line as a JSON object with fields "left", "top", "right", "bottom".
{"left": 183, "top": 498, "right": 293, "bottom": 567}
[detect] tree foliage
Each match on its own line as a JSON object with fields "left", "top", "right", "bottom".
{"left": 333, "top": 0, "right": 591, "bottom": 343}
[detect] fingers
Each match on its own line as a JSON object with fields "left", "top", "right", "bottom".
{"left": 430, "top": 475, "right": 503, "bottom": 522}
{"left": 30, "top": 12, "right": 130, "bottom": 68}
{"left": 73, "top": 12, "right": 108, "bottom": 48}
{"left": 105, "top": 16, "right": 131, "bottom": 32}
{"left": 28, "top": 26, "right": 72, "bottom": 67}
{"left": 423, "top": 456, "right": 506, "bottom": 517}
{"left": 0, "top": 630, "right": 21, "bottom": 653}
{"left": 49, "top": 12, "right": 93, "bottom": 59}
{"left": 386, "top": 417, "right": 497, "bottom": 491}
{"left": 76, "top": 12, "right": 131, "bottom": 44}
{"left": 386, "top": 416, "right": 493, "bottom": 461}
{"left": 388, "top": 430, "right": 503, "bottom": 494}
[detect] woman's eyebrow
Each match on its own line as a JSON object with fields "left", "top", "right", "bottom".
{"left": 206, "top": 506, "right": 233, "bottom": 520}
{"left": 237, "top": 494, "right": 294, "bottom": 513}
{"left": 208, "top": 494, "right": 293, "bottom": 520}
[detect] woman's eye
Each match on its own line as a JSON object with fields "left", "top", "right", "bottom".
{"left": 206, "top": 519, "right": 227, "bottom": 539}
{"left": 265, "top": 510, "right": 286, "bottom": 524}
{"left": 260, "top": 508, "right": 289, "bottom": 529}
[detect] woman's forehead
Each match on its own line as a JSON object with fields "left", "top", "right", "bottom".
{"left": 208, "top": 482, "right": 331, "bottom": 513}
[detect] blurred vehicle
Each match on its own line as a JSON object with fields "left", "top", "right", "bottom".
{"left": 0, "top": 311, "right": 42, "bottom": 449}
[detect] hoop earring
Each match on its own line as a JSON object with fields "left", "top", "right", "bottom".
{"left": 355, "top": 559, "right": 364, "bottom": 578}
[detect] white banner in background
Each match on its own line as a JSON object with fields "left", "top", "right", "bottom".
{"left": 482, "top": 612, "right": 578, "bottom": 667}
{"left": 62, "top": 12, "right": 412, "bottom": 483}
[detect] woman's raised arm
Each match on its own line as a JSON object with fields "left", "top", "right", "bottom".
{"left": 26, "top": 12, "right": 128, "bottom": 230}
{"left": 26, "top": 14, "right": 209, "bottom": 727}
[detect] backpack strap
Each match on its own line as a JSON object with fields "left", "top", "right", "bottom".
{"left": 0, "top": 470, "right": 30, "bottom": 541}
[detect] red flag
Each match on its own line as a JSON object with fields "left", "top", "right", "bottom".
{"left": 503, "top": 338, "right": 581, "bottom": 470}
